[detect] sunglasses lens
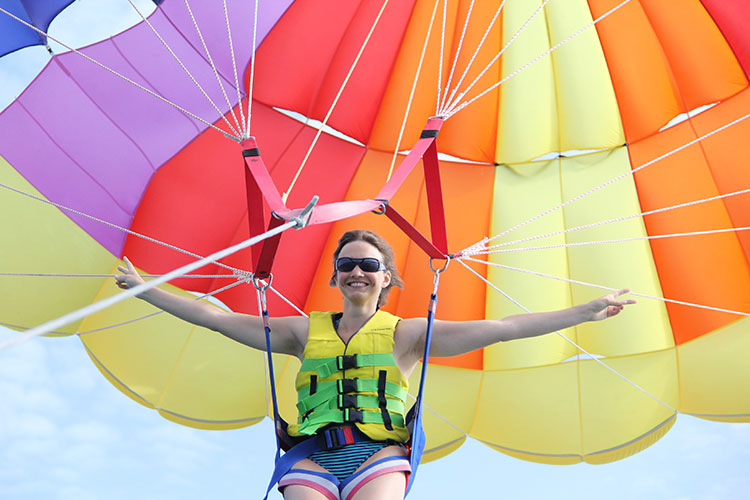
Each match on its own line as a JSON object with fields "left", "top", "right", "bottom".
{"left": 336, "top": 258, "right": 384, "bottom": 273}
{"left": 336, "top": 258, "right": 356, "bottom": 272}
{"left": 359, "top": 258, "right": 381, "bottom": 272}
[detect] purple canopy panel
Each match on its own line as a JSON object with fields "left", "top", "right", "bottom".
{"left": 0, "top": 0, "right": 294, "bottom": 256}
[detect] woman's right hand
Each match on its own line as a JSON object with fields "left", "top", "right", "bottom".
{"left": 113, "top": 256, "right": 145, "bottom": 291}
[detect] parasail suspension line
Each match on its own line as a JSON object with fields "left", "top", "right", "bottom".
{"left": 437, "top": 0, "right": 480, "bottom": 113}
{"left": 455, "top": 258, "right": 680, "bottom": 415}
{"left": 439, "top": 0, "right": 517, "bottom": 116}
{"left": 77, "top": 277, "right": 250, "bottom": 336}
{"left": 180, "top": 0, "right": 244, "bottom": 135}
{"left": 0, "top": 6, "right": 241, "bottom": 141}
{"left": 475, "top": 227, "right": 750, "bottom": 255}
{"left": 281, "top": 0, "right": 392, "bottom": 203}
{"left": 245, "top": 0, "right": 260, "bottom": 137}
{"left": 0, "top": 215, "right": 301, "bottom": 351}
{"left": 387, "top": 0, "right": 443, "bottom": 181}
{"left": 444, "top": 0, "right": 632, "bottom": 118}
{"left": 0, "top": 182, "right": 246, "bottom": 276}
{"left": 473, "top": 106, "right": 750, "bottom": 249}
{"left": 221, "top": 0, "right": 247, "bottom": 134}
{"left": 436, "top": 0, "right": 448, "bottom": 116}
{"left": 471, "top": 189, "right": 750, "bottom": 255}
{"left": 126, "top": 0, "right": 242, "bottom": 138}
{"left": 462, "top": 256, "right": 750, "bottom": 318}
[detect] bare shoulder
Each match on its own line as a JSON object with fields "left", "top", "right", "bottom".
{"left": 394, "top": 317, "right": 427, "bottom": 350}
{"left": 270, "top": 315, "right": 310, "bottom": 357}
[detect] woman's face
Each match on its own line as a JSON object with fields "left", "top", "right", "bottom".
{"left": 335, "top": 240, "right": 392, "bottom": 306}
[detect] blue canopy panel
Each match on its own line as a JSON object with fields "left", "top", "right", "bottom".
{"left": 0, "top": 0, "right": 78, "bottom": 56}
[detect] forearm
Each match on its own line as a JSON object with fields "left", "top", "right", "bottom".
{"left": 138, "top": 286, "right": 222, "bottom": 331}
{"left": 501, "top": 303, "right": 594, "bottom": 341}
{"left": 428, "top": 303, "right": 594, "bottom": 357}
{"left": 424, "top": 291, "right": 632, "bottom": 359}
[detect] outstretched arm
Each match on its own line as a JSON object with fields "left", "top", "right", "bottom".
{"left": 114, "top": 257, "right": 307, "bottom": 358}
{"left": 396, "top": 290, "right": 635, "bottom": 362}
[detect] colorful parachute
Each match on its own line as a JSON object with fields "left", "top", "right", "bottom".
{"left": 1, "top": 0, "right": 749, "bottom": 467}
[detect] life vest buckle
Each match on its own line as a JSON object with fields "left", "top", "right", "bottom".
{"left": 343, "top": 408, "right": 364, "bottom": 424}
{"left": 337, "top": 393, "right": 358, "bottom": 409}
{"left": 337, "top": 378, "right": 358, "bottom": 394}
{"left": 337, "top": 354, "right": 358, "bottom": 370}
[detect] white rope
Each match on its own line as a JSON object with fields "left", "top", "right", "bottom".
{"left": 0, "top": 6, "right": 241, "bottom": 141}
{"left": 281, "top": 0, "right": 392, "bottom": 203}
{"left": 245, "top": 0, "right": 260, "bottom": 137}
{"left": 386, "top": 0, "right": 443, "bottom": 181}
{"left": 440, "top": 0, "right": 518, "bottom": 116}
{"left": 268, "top": 285, "right": 309, "bottom": 318}
{"left": 77, "top": 277, "right": 249, "bottom": 336}
{"left": 181, "top": 0, "right": 243, "bottom": 134}
{"left": 0, "top": 273, "right": 230, "bottom": 278}
{"left": 472, "top": 189, "right": 750, "bottom": 255}
{"left": 461, "top": 256, "right": 750, "bottom": 317}
{"left": 436, "top": 0, "right": 448, "bottom": 115}
{"left": 476, "top": 227, "right": 750, "bottom": 255}
{"left": 478, "top": 108, "right": 750, "bottom": 248}
{"left": 455, "top": 258, "right": 680, "bottom": 414}
{"left": 222, "top": 0, "right": 246, "bottom": 135}
{"left": 445, "top": 0, "right": 631, "bottom": 118}
{"left": 0, "top": 182, "right": 244, "bottom": 275}
{"left": 125, "top": 0, "right": 241, "bottom": 137}
{"left": 0, "top": 220, "right": 298, "bottom": 351}
{"left": 437, "top": 0, "right": 479, "bottom": 113}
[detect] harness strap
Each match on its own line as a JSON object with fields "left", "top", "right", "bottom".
{"left": 405, "top": 259, "right": 448, "bottom": 496}
{"left": 263, "top": 426, "right": 372, "bottom": 500}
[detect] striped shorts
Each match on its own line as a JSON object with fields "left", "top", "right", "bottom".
{"left": 278, "top": 442, "right": 411, "bottom": 500}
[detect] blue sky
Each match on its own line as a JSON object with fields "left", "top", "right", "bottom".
{"left": 1, "top": 1, "right": 749, "bottom": 499}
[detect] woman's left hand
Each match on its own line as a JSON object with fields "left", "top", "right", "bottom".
{"left": 588, "top": 289, "right": 637, "bottom": 321}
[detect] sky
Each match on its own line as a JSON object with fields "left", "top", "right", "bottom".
{"left": 1, "top": 1, "right": 749, "bottom": 499}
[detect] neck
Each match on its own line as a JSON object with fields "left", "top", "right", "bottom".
{"left": 340, "top": 299, "right": 378, "bottom": 332}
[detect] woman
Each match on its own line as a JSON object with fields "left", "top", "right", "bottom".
{"left": 114, "top": 229, "right": 635, "bottom": 500}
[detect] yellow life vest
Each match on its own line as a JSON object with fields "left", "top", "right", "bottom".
{"left": 286, "top": 310, "right": 410, "bottom": 443}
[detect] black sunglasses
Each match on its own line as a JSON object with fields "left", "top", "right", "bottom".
{"left": 335, "top": 257, "right": 387, "bottom": 273}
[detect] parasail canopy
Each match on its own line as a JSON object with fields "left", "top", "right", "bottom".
{"left": 1, "top": 0, "right": 749, "bottom": 467}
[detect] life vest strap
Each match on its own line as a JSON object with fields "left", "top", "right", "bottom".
{"left": 299, "top": 353, "right": 397, "bottom": 378}
{"left": 296, "top": 378, "right": 407, "bottom": 413}
{"left": 297, "top": 408, "right": 406, "bottom": 435}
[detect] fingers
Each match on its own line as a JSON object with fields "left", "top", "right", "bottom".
{"left": 124, "top": 256, "right": 135, "bottom": 273}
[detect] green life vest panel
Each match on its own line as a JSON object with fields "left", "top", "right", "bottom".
{"left": 286, "top": 310, "right": 410, "bottom": 443}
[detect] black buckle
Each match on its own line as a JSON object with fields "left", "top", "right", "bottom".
{"left": 337, "top": 378, "right": 358, "bottom": 394}
{"left": 343, "top": 409, "right": 363, "bottom": 424}
{"left": 336, "top": 355, "right": 357, "bottom": 370}
{"left": 337, "top": 394, "right": 358, "bottom": 409}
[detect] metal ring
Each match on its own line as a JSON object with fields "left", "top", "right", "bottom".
{"left": 429, "top": 256, "right": 451, "bottom": 274}
{"left": 252, "top": 273, "right": 273, "bottom": 291}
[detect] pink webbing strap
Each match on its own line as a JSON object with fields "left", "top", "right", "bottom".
{"left": 375, "top": 117, "right": 450, "bottom": 259}
{"left": 375, "top": 117, "right": 444, "bottom": 201}
{"left": 242, "top": 138, "right": 288, "bottom": 277}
